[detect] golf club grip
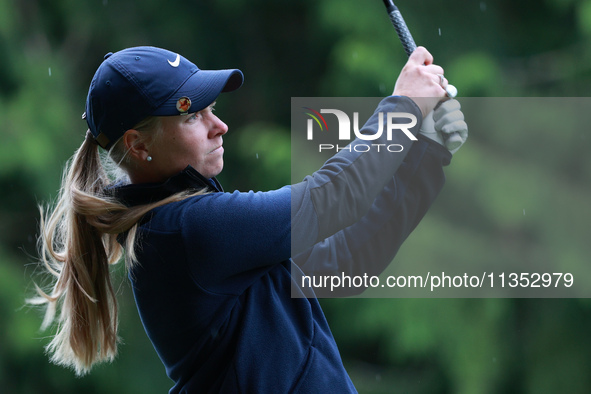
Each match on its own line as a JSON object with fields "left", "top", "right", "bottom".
{"left": 382, "top": 0, "right": 457, "bottom": 99}
{"left": 383, "top": 0, "right": 461, "bottom": 150}
{"left": 384, "top": 3, "right": 417, "bottom": 57}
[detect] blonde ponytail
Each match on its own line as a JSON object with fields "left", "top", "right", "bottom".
{"left": 31, "top": 125, "right": 203, "bottom": 375}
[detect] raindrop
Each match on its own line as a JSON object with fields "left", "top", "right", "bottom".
{"left": 256, "top": 153, "right": 259, "bottom": 159}
{"left": 523, "top": 209, "right": 526, "bottom": 216}
{"left": 48, "top": 67, "right": 52, "bottom": 76}
{"left": 438, "top": 28, "right": 441, "bottom": 36}
{"left": 480, "top": 2, "right": 486, "bottom": 11}
{"left": 103, "top": 0, "right": 108, "bottom": 5}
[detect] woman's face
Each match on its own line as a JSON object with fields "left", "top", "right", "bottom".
{"left": 149, "top": 102, "right": 228, "bottom": 180}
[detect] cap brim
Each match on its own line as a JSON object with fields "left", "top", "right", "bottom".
{"left": 152, "top": 69, "right": 243, "bottom": 116}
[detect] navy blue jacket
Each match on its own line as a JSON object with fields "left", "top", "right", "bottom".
{"left": 113, "top": 96, "right": 451, "bottom": 393}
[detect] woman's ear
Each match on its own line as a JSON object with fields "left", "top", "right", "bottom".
{"left": 123, "top": 129, "right": 150, "bottom": 162}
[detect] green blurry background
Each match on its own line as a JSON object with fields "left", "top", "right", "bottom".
{"left": 2, "top": 0, "right": 591, "bottom": 393}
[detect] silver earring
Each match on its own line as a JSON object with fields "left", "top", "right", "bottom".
{"left": 147, "top": 156, "right": 152, "bottom": 162}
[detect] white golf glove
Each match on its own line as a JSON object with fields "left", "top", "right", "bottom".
{"left": 419, "top": 99, "right": 468, "bottom": 154}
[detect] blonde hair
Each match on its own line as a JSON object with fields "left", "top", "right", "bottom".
{"left": 30, "top": 119, "right": 203, "bottom": 375}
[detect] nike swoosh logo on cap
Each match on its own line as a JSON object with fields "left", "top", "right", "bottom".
{"left": 168, "top": 54, "right": 180, "bottom": 67}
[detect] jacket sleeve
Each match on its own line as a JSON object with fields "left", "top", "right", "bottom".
{"left": 182, "top": 96, "right": 427, "bottom": 293}
{"left": 292, "top": 135, "right": 452, "bottom": 297}
{"left": 290, "top": 96, "right": 424, "bottom": 254}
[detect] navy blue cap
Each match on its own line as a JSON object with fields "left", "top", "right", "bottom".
{"left": 84, "top": 46, "right": 244, "bottom": 149}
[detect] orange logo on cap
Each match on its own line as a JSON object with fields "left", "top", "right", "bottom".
{"left": 176, "top": 97, "right": 191, "bottom": 114}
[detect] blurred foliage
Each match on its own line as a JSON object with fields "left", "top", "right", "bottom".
{"left": 1, "top": 0, "right": 591, "bottom": 393}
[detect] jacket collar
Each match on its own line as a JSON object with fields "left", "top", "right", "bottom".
{"left": 109, "top": 166, "right": 223, "bottom": 207}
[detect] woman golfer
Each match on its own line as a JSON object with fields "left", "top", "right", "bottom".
{"left": 32, "top": 46, "right": 466, "bottom": 393}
